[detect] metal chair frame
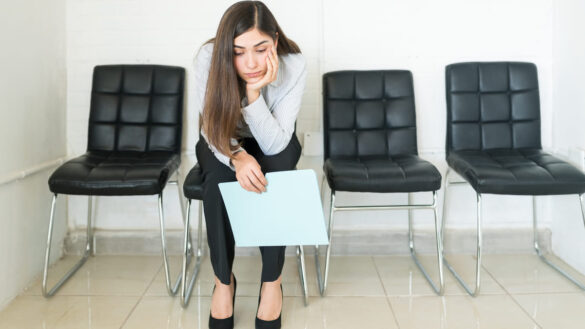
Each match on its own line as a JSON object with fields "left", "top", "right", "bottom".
{"left": 42, "top": 172, "right": 191, "bottom": 297}
{"left": 441, "top": 167, "right": 585, "bottom": 296}
{"left": 315, "top": 175, "right": 445, "bottom": 296}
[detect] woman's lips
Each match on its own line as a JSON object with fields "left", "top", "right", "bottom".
{"left": 246, "top": 71, "right": 262, "bottom": 78}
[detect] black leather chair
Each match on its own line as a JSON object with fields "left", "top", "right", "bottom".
{"left": 180, "top": 125, "right": 310, "bottom": 307}
{"left": 43, "top": 65, "right": 191, "bottom": 297}
{"left": 442, "top": 62, "right": 585, "bottom": 296}
{"left": 316, "top": 70, "right": 444, "bottom": 295}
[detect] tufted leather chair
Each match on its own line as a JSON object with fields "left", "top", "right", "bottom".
{"left": 442, "top": 62, "right": 585, "bottom": 296}
{"left": 316, "top": 70, "right": 445, "bottom": 296}
{"left": 43, "top": 65, "right": 190, "bottom": 298}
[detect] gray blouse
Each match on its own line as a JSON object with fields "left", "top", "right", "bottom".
{"left": 193, "top": 42, "right": 307, "bottom": 171}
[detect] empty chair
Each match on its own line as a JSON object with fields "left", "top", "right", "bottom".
{"left": 44, "top": 65, "right": 191, "bottom": 297}
{"left": 316, "top": 70, "right": 444, "bottom": 296}
{"left": 442, "top": 61, "right": 585, "bottom": 296}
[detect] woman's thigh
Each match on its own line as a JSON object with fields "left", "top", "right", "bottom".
{"left": 196, "top": 133, "right": 302, "bottom": 178}
{"left": 195, "top": 137, "right": 237, "bottom": 186}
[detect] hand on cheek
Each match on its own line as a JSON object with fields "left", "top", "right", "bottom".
{"left": 245, "top": 45, "right": 278, "bottom": 104}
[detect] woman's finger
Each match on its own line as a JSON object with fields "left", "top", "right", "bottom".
{"left": 251, "top": 166, "right": 268, "bottom": 187}
{"left": 246, "top": 173, "right": 263, "bottom": 193}
{"left": 270, "top": 50, "right": 278, "bottom": 81}
{"left": 248, "top": 167, "right": 265, "bottom": 191}
{"left": 266, "top": 54, "right": 273, "bottom": 77}
{"left": 238, "top": 177, "right": 248, "bottom": 191}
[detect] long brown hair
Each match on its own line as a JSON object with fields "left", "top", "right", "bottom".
{"left": 200, "top": 1, "right": 301, "bottom": 158}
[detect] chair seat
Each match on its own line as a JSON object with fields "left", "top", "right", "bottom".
{"left": 447, "top": 149, "right": 585, "bottom": 195}
{"left": 323, "top": 155, "right": 441, "bottom": 193}
{"left": 183, "top": 164, "right": 204, "bottom": 200}
{"left": 48, "top": 151, "right": 180, "bottom": 196}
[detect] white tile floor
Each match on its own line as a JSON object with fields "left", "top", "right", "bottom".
{"left": 1, "top": 253, "right": 585, "bottom": 328}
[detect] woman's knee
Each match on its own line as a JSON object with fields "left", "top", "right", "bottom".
{"left": 260, "top": 134, "right": 302, "bottom": 172}
{"left": 202, "top": 168, "right": 236, "bottom": 196}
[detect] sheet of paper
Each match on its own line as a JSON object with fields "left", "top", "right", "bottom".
{"left": 218, "top": 169, "right": 329, "bottom": 247}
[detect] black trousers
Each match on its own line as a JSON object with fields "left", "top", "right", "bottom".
{"left": 195, "top": 133, "right": 302, "bottom": 285}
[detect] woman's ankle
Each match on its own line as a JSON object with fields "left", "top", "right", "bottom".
{"left": 214, "top": 273, "right": 235, "bottom": 287}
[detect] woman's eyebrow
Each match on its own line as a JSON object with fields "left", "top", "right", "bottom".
{"left": 234, "top": 40, "right": 269, "bottom": 49}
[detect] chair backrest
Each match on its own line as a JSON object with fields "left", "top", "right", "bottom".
{"left": 322, "top": 70, "right": 418, "bottom": 161}
{"left": 88, "top": 65, "right": 185, "bottom": 154}
{"left": 445, "top": 62, "right": 541, "bottom": 155}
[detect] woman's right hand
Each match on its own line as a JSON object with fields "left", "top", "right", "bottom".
{"left": 232, "top": 151, "right": 267, "bottom": 194}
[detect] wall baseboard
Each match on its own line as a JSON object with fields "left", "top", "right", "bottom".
{"left": 64, "top": 227, "right": 551, "bottom": 256}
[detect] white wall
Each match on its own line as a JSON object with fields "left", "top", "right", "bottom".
{"left": 0, "top": 0, "right": 67, "bottom": 309}
{"left": 65, "top": 0, "right": 558, "bottom": 250}
{"left": 550, "top": 0, "right": 585, "bottom": 274}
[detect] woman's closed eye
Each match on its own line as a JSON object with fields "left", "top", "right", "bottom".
{"left": 234, "top": 49, "right": 266, "bottom": 56}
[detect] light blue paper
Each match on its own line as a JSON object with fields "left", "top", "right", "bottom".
{"left": 218, "top": 169, "right": 329, "bottom": 247}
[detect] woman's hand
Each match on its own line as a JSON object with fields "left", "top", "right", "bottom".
{"left": 232, "top": 150, "right": 267, "bottom": 193}
{"left": 246, "top": 46, "right": 278, "bottom": 103}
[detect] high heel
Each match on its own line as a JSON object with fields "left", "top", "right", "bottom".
{"left": 255, "top": 281, "right": 282, "bottom": 329}
{"left": 209, "top": 274, "right": 237, "bottom": 329}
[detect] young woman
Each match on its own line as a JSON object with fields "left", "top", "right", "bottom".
{"left": 193, "top": 1, "right": 306, "bottom": 328}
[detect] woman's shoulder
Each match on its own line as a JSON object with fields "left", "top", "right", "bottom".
{"left": 276, "top": 52, "right": 306, "bottom": 88}
{"left": 280, "top": 52, "right": 306, "bottom": 74}
{"left": 199, "top": 42, "right": 214, "bottom": 55}
{"left": 194, "top": 42, "right": 214, "bottom": 68}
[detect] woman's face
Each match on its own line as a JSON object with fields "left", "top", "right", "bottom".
{"left": 233, "top": 27, "right": 277, "bottom": 84}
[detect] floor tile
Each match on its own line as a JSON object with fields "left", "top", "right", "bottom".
{"left": 23, "top": 255, "right": 162, "bottom": 296}
{"left": 0, "top": 295, "right": 138, "bottom": 329}
{"left": 374, "top": 254, "right": 504, "bottom": 296}
{"left": 122, "top": 296, "right": 398, "bottom": 329}
{"left": 144, "top": 255, "right": 316, "bottom": 297}
{"left": 7, "top": 253, "right": 585, "bottom": 328}
{"left": 482, "top": 254, "right": 585, "bottom": 294}
{"left": 513, "top": 292, "right": 585, "bottom": 329}
{"left": 389, "top": 294, "right": 540, "bottom": 329}
{"left": 121, "top": 296, "right": 210, "bottom": 329}
{"left": 307, "top": 255, "right": 386, "bottom": 296}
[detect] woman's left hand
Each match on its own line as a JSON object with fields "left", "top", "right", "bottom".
{"left": 246, "top": 46, "right": 278, "bottom": 102}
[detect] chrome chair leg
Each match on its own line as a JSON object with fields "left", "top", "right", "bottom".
{"left": 180, "top": 199, "right": 204, "bottom": 307}
{"left": 315, "top": 191, "right": 335, "bottom": 296}
{"left": 42, "top": 194, "right": 93, "bottom": 297}
{"left": 87, "top": 195, "right": 95, "bottom": 255}
{"left": 169, "top": 178, "right": 192, "bottom": 255}
{"left": 408, "top": 191, "right": 445, "bottom": 295}
{"left": 158, "top": 193, "right": 183, "bottom": 296}
{"left": 442, "top": 185, "right": 483, "bottom": 296}
{"left": 532, "top": 195, "right": 585, "bottom": 290}
{"left": 320, "top": 174, "right": 327, "bottom": 207}
{"left": 296, "top": 245, "right": 309, "bottom": 306}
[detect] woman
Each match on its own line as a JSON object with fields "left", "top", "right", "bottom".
{"left": 193, "top": 1, "right": 306, "bottom": 328}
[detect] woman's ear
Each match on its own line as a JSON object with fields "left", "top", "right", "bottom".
{"left": 274, "top": 32, "right": 279, "bottom": 49}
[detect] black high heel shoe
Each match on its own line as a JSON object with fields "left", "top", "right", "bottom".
{"left": 209, "top": 274, "right": 237, "bottom": 329}
{"left": 255, "top": 281, "right": 282, "bottom": 329}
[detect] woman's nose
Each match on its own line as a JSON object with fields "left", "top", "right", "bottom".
{"left": 246, "top": 54, "right": 257, "bottom": 69}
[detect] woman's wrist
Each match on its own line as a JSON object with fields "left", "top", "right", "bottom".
{"left": 246, "top": 89, "right": 260, "bottom": 104}
{"left": 231, "top": 149, "right": 246, "bottom": 168}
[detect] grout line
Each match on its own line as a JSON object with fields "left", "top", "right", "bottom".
{"left": 480, "top": 256, "right": 544, "bottom": 329}
{"left": 372, "top": 256, "right": 402, "bottom": 329}
{"left": 117, "top": 260, "right": 163, "bottom": 329}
